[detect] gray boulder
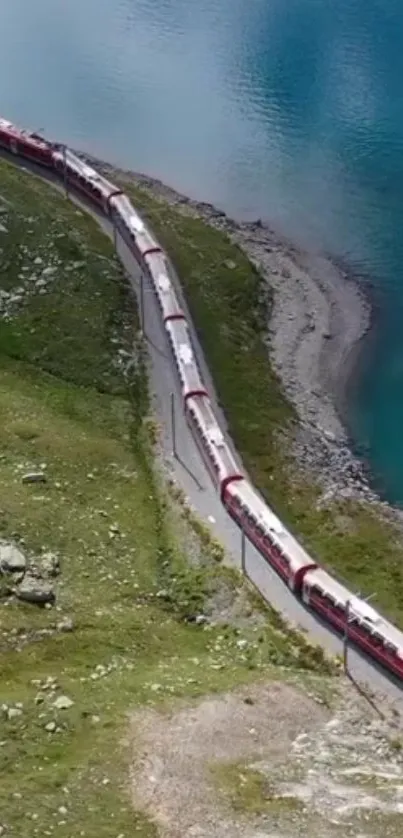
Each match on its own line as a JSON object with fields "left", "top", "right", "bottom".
{"left": 16, "top": 574, "right": 55, "bottom": 606}
{"left": 0, "top": 542, "right": 27, "bottom": 573}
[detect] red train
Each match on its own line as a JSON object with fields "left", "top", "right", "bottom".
{"left": 1, "top": 116, "right": 402, "bottom": 682}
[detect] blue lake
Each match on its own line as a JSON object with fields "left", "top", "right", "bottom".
{"left": 1, "top": 0, "right": 403, "bottom": 501}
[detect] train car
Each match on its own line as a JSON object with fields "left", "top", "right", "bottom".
{"left": 185, "top": 394, "right": 243, "bottom": 494}
{"left": 301, "top": 568, "right": 403, "bottom": 679}
{"left": 0, "top": 118, "right": 54, "bottom": 167}
{"left": 52, "top": 147, "right": 122, "bottom": 212}
{"left": 165, "top": 318, "right": 208, "bottom": 402}
{"left": 145, "top": 251, "right": 185, "bottom": 323}
{"left": 222, "top": 479, "right": 317, "bottom": 588}
{"left": 110, "top": 193, "right": 162, "bottom": 263}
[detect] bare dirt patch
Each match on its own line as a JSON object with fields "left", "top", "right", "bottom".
{"left": 129, "top": 680, "right": 403, "bottom": 838}
{"left": 128, "top": 680, "right": 329, "bottom": 838}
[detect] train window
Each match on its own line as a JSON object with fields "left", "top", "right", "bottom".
{"left": 369, "top": 632, "right": 384, "bottom": 648}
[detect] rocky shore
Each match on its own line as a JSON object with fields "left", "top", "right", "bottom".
{"left": 83, "top": 155, "right": 382, "bottom": 507}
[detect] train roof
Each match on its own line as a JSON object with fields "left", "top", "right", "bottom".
{"left": 155, "top": 272, "right": 183, "bottom": 319}
{"left": 113, "top": 198, "right": 160, "bottom": 251}
{"left": 233, "top": 480, "right": 316, "bottom": 569}
{"left": 62, "top": 150, "right": 118, "bottom": 191}
{"left": 188, "top": 396, "right": 240, "bottom": 472}
{"left": 169, "top": 321, "right": 205, "bottom": 391}
{"left": 233, "top": 480, "right": 284, "bottom": 534}
{"left": 304, "top": 568, "right": 350, "bottom": 605}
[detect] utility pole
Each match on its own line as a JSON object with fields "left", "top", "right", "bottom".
{"left": 62, "top": 144, "right": 68, "bottom": 198}
{"left": 140, "top": 272, "right": 145, "bottom": 336}
{"left": 343, "top": 598, "right": 351, "bottom": 674}
{"left": 343, "top": 592, "right": 376, "bottom": 676}
{"left": 170, "top": 392, "right": 177, "bottom": 459}
{"left": 241, "top": 529, "right": 246, "bottom": 574}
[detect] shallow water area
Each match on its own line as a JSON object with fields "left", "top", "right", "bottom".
{"left": 1, "top": 0, "right": 403, "bottom": 499}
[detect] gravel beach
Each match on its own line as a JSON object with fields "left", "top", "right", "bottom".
{"left": 84, "top": 155, "right": 378, "bottom": 505}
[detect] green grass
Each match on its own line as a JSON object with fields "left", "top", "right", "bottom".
{"left": 0, "top": 159, "right": 335, "bottom": 837}
{"left": 111, "top": 176, "right": 403, "bottom": 626}
{"left": 0, "top": 157, "right": 145, "bottom": 399}
{"left": 210, "top": 761, "right": 302, "bottom": 816}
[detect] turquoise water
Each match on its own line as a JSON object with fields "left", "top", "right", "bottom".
{"left": 1, "top": 0, "right": 403, "bottom": 501}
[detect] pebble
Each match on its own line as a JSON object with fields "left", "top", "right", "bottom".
{"left": 45, "top": 721, "right": 57, "bottom": 733}
{"left": 53, "top": 695, "right": 74, "bottom": 710}
{"left": 7, "top": 707, "right": 23, "bottom": 720}
{"left": 57, "top": 617, "right": 74, "bottom": 633}
{"left": 21, "top": 472, "right": 47, "bottom": 484}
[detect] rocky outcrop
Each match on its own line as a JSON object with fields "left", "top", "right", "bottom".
{"left": 0, "top": 541, "right": 27, "bottom": 573}
{"left": 0, "top": 540, "right": 58, "bottom": 606}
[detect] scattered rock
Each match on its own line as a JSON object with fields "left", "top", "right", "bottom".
{"left": 7, "top": 707, "right": 23, "bottom": 720}
{"left": 195, "top": 614, "right": 208, "bottom": 626}
{"left": 40, "top": 552, "right": 60, "bottom": 577}
{"left": 21, "top": 472, "right": 47, "bottom": 484}
{"left": 45, "top": 721, "right": 56, "bottom": 733}
{"left": 0, "top": 541, "right": 26, "bottom": 573}
{"left": 53, "top": 695, "right": 74, "bottom": 711}
{"left": 16, "top": 574, "right": 55, "bottom": 606}
{"left": 57, "top": 617, "right": 74, "bottom": 633}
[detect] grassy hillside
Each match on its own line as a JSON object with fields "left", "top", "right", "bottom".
{"left": 0, "top": 158, "right": 333, "bottom": 837}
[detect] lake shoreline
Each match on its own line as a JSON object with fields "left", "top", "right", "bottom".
{"left": 82, "top": 152, "right": 387, "bottom": 508}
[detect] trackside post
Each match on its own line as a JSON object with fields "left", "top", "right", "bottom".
{"left": 62, "top": 144, "right": 68, "bottom": 198}
{"left": 241, "top": 528, "right": 246, "bottom": 574}
{"left": 343, "top": 599, "right": 350, "bottom": 674}
{"left": 171, "top": 392, "right": 177, "bottom": 459}
{"left": 140, "top": 271, "right": 145, "bottom": 335}
{"left": 343, "top": 592, "right": 376, "bottom": 677}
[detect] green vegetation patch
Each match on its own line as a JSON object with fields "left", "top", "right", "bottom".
{"left": 210, "top": 760, "right": 302, "bottom": 816}
{"left": 118, "top": 177, "right": 403, "bottom": 625}
{"left": 0, "top": 157, "right": 141, "bottom": 396}
{"left": 0, "top": 160, "right": 334, "bottom": 837}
